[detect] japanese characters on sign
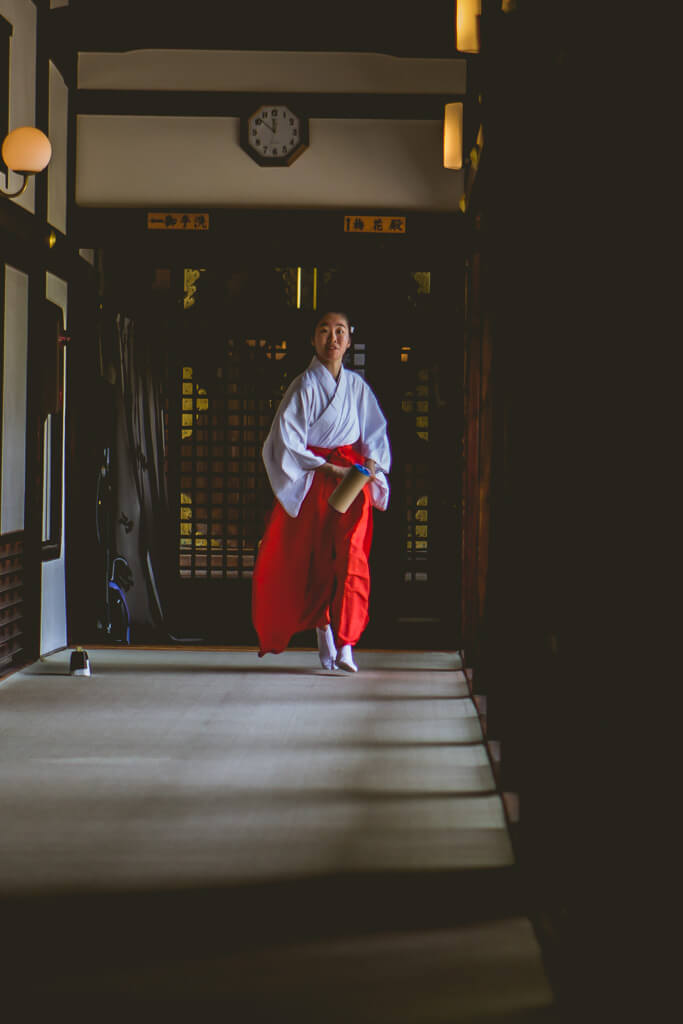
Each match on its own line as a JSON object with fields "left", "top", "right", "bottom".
{"left": 147, "top": 213, "right": 210, "bottom": 231}
{"left": 344, "top": 216, "right": 406, "bottom": 234}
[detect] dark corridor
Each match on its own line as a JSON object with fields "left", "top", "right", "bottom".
{"left": 69, "top": 212, "right": 464, "bottom": 650}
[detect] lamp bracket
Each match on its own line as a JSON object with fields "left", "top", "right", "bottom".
{"left": 1, "top": 172, "right": 30, "bottom": 199}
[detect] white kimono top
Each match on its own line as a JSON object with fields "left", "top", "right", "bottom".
{"left": 263, "top": 356, "right": 391, "bottom": 518}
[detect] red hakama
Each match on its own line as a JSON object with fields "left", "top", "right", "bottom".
{"left": 252, "top": 443, "right": 373, "bottom": 655}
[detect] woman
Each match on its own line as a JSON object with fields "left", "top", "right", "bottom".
{"left": 252, "top": 311, "right": 391, "bottom": 671}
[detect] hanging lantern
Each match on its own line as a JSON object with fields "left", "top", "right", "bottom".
{"left": 443, "top": 102, "right": 463, "bottom": 170}
{"left": 456, "top": 0, "right": 481, "bottom": 54}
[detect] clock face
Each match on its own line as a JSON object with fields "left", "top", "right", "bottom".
{"left": 242, "top": 104, "right": 308, "bottom": 166}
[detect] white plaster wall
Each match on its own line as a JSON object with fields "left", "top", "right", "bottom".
{"left": 0, "top": 263, "right": 28, "bottom": 534}
{"left": 40, "top": 272, "right": 67, "bottom": 655}
{"left": 76, "top": 115, "right": 464, "bottom": 210}
{"left": 47, "top": 60, "right": 68, "bottom": 234}
{"left": 0, "top": 0, "right": 37, "bottom": 212}
{"left": 78, "top": 49, "right": 466, "bottom": 95}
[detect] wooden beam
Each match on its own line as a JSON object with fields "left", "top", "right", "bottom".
{"left": 63, "top": 0, "right": 457, "bottom": 59}
{"left": 75, "top": 90, "right": 462, "bottom": 121}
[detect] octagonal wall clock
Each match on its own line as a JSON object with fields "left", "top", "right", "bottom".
{"left": 240, "top": 103, "right": 309, "bottom": 167}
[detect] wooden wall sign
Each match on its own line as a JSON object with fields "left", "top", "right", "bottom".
{"left": 344, "top": 215, "right": 406, "bottom": 234}
{"left": 147, "top": 213, "right": 210, "bottom": 230}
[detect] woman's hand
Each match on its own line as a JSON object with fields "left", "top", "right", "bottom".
{"left": 364, "top": 459, "right": 378, "bottom": 480}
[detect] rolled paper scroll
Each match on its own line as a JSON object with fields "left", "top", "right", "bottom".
{"left": 328, "top": 463, "right": 371, "bottom": 513}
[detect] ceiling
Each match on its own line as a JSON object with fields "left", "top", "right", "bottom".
{"left": 60, "top": 0, "right": 459, "bottom": 58}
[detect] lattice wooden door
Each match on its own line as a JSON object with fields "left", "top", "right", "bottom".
{"left": 177, "top": 340, "right": 286, "bottom": 584}
{"left": 165, "top": 261, "right": 462, "bottom": 647}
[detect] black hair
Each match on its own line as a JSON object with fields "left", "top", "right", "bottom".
{"left": 310, "top": 309, "right": 353, "bottom": 336}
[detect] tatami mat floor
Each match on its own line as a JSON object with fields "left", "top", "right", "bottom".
{"left": 0, "top": 647, "right": 556, "bottom": 1021}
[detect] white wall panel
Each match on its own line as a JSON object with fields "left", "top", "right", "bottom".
{"left": 1, "top": 263, "right": 28, "bottom": 534}
{"left": 47, "top": 61, "right": 68, "bottom": 234}
{"left": 78, "top": 49, "right": 466, "bottom": 95}
{"left": 0, "top": 0, "right": 37, "bottom": 212}
{"left": 40, "top": 273, "right": 68, "bottom": 655}
{"left": 76, "top": 115, "right": 464, "bottom": 210}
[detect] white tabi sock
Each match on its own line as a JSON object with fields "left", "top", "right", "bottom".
{"left": 316, "top": 626, "right": 338, "bottom": 670}
{"left": 336, "top": 644, "right": 358, "bottom": 673}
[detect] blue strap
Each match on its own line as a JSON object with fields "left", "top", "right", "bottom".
{"left": 108, "top": 580, "right": 131, "bottom": 643}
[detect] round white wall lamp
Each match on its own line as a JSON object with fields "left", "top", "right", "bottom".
{"left": 1, "top": 126, "right": 52, "bottom": 198}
